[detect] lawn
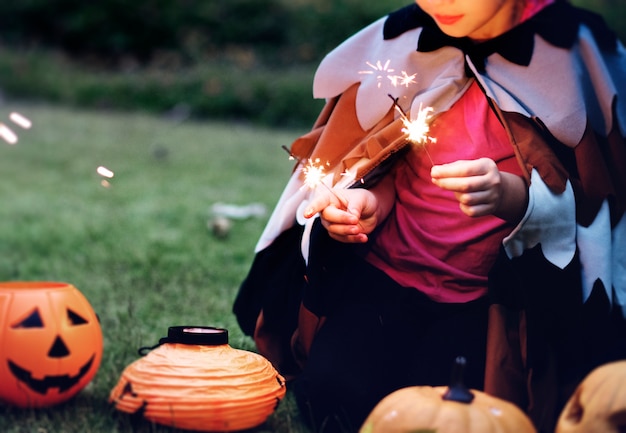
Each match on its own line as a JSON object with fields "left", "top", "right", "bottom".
{"left": 0, "top": 101, "right": 312, "bottom": 432}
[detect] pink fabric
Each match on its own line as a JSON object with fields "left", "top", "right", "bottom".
{"left": 366, "top": 82, "right": 523, "bottom": 303}
{"left": 520, "top": 0, "right": 555, "bottom": 22}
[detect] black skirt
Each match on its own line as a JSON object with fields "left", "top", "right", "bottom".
{"left": 294, "top": 223, "right": 489, "bottom": 433}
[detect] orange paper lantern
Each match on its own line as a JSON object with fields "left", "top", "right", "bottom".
{"left": 0, "top": 281, "right": 103, "bottom": 408}
{"left": 109, "top": 326, "right": 287, "bottom": 432}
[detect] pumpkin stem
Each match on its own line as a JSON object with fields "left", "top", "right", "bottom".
{"left": 442, "top": 356, "right": 475, "bottom": 404}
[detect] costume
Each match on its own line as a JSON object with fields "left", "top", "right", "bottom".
{"left": 234, "top": 2, "right": 626, "bottom": 432}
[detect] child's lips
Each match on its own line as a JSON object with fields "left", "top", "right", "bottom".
{"left": 434, "top": 14, "right": 463, "bottom": 25}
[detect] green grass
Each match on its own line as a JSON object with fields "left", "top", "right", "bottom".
{"left": 0, "top": 101, "right": 312, "bottom": 432}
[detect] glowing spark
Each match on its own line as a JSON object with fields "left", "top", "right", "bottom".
{"left": 302, "top": 158, "right": 328, "bottom": 190}
{"left": 359, "top": 59, "right": 395, "bottom": 89}
{"left": 340, "top": 167, "right": 358, "bottom": 184}
{"left": 401, "top": 103, "right": 436, "bottom": 146}
{"left": 9, "top": 112, "right": 32, "bottom": 129}
{"left": 397, "top": 71, "right": 418, "bottom": 88}
{"left": 387, "top": 71, "right": 418, "bottom": 88}
{"left": 359, "top": 60, "right": 417, "bottom": 90}
{"left": 0, "top": 123, "right": 18, "bottom": 145}
{"left": 96, "top": 165, "right": 115, "bottom": 178}
{"left": 282, "top": 145, "right": 350, "bottom": 209}
{"left": 97, "top": 166, "right": 114, "bottom": 188}
{"left": 389, "top": 95, "right": 436, "bottom": 165}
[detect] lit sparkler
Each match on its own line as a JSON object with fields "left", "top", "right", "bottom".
{"left": 302, "top": 158, "right": 328, "bottom": 191}
{"left": 282, "top": 145, "right": 350, "bottom": 210}
{"left": 389, "top": 95, "right": 436, "bottom": 165}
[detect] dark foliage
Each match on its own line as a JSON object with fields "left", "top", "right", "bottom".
{"left": 0, "top": 0, "right": 409, "bottom": 66}
{"left": 0, "top": 0, "right": 291, "bottom": 64}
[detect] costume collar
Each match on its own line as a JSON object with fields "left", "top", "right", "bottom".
{"left": 383, "top": 2, "right": 618, "bottom": 72}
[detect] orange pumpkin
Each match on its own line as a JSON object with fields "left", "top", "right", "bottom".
{"left": 0, "top": 281, "right": 103, "bottom": 408}
{"left": 360, "top": 357, "right": 537, "bottom": 433}
{"left": 556, "top": 360, "right": 626, "bottom": 433}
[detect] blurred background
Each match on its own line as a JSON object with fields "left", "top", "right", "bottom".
{"left": 0, "top": 0, "right": 623, "bottom": 129}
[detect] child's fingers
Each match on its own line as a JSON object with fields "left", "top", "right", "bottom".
{"left": 304, "top": 193, "right": 332, "bottom": 218}
{"left": 431, "top": 159, "right": 492, "bottom": 179}
{"left": 327, "top": 206, "right": 359, "bottom": 223}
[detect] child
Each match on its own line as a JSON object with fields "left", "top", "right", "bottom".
{"left": 234, "top": 1, "right": 626, "bottom": 432}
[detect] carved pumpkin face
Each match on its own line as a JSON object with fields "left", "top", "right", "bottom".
{"left": 0, "top": 282, "right": 103, "bottom": 408}
{"left": 556, "top": 361, "right": 626, "bottom": 433}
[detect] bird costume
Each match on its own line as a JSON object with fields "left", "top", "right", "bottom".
{"left": 234, "top": 2, "right": 626, "bottom": 431}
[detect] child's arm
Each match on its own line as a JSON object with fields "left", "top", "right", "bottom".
{"left": 304, "top": 174, "right": 396, "bottom": 243}
{"left": 430, "top": 158, "right": 528, "bottom": 224}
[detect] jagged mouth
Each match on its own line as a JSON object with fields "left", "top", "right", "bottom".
{"left": 8, "top": 355, "right": 95, "bottom": 394}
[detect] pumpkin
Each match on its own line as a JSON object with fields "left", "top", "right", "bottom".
{"left": 360, "top": 356, "right": 537, "bottom": 433}
{"left": 556, "top": 360, "right": 626, "bottom": 433}
{"left": 109, "top": 326, "right": 287, "bottom": 432}
{"left": 0, "top": 281, "right": 103, "bottom": 408}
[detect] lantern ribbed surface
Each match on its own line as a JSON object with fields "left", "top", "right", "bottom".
{"left": 109, "top": 327, "right": 286, "bottom": 432}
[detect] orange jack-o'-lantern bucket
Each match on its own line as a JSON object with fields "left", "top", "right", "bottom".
{"left": 0, "top": 281, "right": 103, "bottom": 408}
{"left": 109, "top": 326, "right": 287, "bottom": 432}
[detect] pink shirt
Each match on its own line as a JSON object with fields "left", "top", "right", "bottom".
{"left": 366, "top": 82, "right": 523, "bottom": 303}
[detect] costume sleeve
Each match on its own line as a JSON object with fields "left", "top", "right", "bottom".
{"left": 502, "top": 169, "right": 576, "bottom": 269}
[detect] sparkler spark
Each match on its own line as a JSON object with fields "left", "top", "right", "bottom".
{"left": 0, "top": 123, "right": 18, "bottom": 145}
{"left": 282, "top": 145, "right": 350, "bottom": 210}
{"left": 10, "top": 112, "right": 32, "bottom": 129}
{"left": 0, "top": 111, "right": 32, "bottom": 145}
{"left": 96, "top": 165, "right": 115, "bottom": 188}
{"left": 340, "top": 167, "right": 359, "bottom": 185}
{"left": 359, "top": 60, "right": 417, "bottom": 89}
{"left": 389, "top": 95, "right": 436, "bottom": 165}
{"left": 96, "top": 166, "right": 115, "bottom": 178}
{"left": 302, "top": 158, "right": 328, "bottom": 191}
{"left": 401, "top": 103, "right": 436, "bottom": 146}
{"left": 388, "top": 70, "right": 418, "bottom": 88}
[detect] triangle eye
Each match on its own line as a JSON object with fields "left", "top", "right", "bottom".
{"left": 67, "top": 308, "right": 88, "bottom": 325}
{"left": 12, "top": 309, "right": 44, "bottom": 328}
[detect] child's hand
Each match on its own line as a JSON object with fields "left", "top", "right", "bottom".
{"left": 431, "top": 158, "right": 527, "bottom": 222}
{"left": 303, "top": 188, "right": 380, "bottom": 243}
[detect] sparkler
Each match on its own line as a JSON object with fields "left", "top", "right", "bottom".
{"left": 358, "top": 59, "right": 435, "bottom": 163}
{"left": 281, "top": 145, "right": 350, "bottom": 210}
{"left": 388, "top": 95, "right": 436, "bottom": 166}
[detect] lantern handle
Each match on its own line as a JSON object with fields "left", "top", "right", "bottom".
{"left": 137, "top": 343, "right": 162, "bottom": 356}
{"left": 137, "top": 326, "right": 229, "bottom": 356}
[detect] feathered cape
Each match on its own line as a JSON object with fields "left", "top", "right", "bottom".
{"left": 234, "top": 3, "right": 626, "bottom": 431}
